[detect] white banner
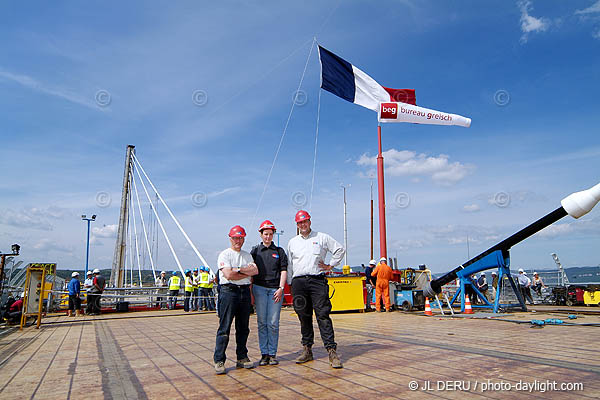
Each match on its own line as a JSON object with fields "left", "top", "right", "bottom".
{"left": 378, "top": 102, "right": 471, "bottom": 127}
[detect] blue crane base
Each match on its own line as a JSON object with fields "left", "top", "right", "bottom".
{"left": 448, "top": 250, "right": 528, "bottom": 313}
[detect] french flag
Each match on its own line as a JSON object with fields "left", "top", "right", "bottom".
{"left": 318, "top": 45, "right": 416, "bottom": 112}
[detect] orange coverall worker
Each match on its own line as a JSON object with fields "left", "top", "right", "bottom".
{"left": 371, "top": 262, "right": 393, "bottom": 311}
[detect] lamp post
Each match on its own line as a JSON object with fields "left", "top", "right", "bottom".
{"left": 340, "top": 183, "right": 351, "bottom": 267}
{"left": 82, "top": 215, "right": 96, "bottom": 276}
{"left": 0, "top": 244, "right": 20, "bottom": 298}
{"left": 274, "top": 230, "right": 284, "bottom": 247}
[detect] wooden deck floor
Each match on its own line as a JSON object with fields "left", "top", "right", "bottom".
{"left": 0, "top": 307, "right": 599, "bottom": 399}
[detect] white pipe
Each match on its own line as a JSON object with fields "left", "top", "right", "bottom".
{"left": 130, "top": 173, "right": 143, "bottom": 287}
{"left": 132, "top": 174, "right": 157, "bottom": 282}
{"left": 132, "top": 153, "right": 212, "bottom": 271}
{"left": 133, "top": 159, "right": 185, "bottom": 276}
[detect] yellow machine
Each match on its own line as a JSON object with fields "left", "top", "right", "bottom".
{"left": 327, "top": 275, "right": 365, "bottom": 312}
{"left": 584, "top": 287, "right": 600, "bottom": 306}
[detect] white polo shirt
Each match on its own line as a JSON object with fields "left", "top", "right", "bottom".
{"left": 286, "top": 230, "right": 345, "bottom": 284}
{"left": 217, "top": 247, "right": 253, "bottom": 285}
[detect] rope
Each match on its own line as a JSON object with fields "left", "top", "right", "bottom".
{"left": 132, "top": 153, "right": 212, "bottom": 271}
{"left": 132, "top": 172, "right": 158, "bottom": 282}
{"left": 309, "top": 88, "right": 322, "bottom": 212}
{"left": 132, "top": 158, "right": 185, "bottom": 276}
{"left": 251, "top": 38, "right": 316, "bottom": 227}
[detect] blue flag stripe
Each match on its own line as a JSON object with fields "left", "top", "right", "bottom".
{"left": 318, "top": 45, "right": 355, "bottom": 103}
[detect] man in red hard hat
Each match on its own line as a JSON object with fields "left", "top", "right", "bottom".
{"left": 213, "top": 225, "right": 259, "bottom": 375}
{"left": 250, "top": 220, "right": 288, "bottom": 366}
{"left": 287, "top": 210, "right": 345, "bottom": 368}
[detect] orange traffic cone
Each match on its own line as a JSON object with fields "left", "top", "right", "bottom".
{"left": 424, "top": 298, "right": 433, "bottom": 316}
{"left": 464, "top": 295, "right": 474, "bottom": 314}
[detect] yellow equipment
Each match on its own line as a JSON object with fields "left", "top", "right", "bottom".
{"left": 584, "top": 287, "right": 600, "bottom": 306}
{"left": 327, "top": 275, "right": 365, "bottom": 312}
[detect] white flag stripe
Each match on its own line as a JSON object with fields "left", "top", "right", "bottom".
{"left": 352, "top": 65, "right": 390, "bottom": 111}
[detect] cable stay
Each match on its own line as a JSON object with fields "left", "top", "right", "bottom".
{"left": 132, "top": 159, "right": 185, "bottom": 276}
{"left": 129, "top": 171, "right": 143, "bottom": 287}
{"left": 132, "top": 172, "right": 158, "bottom": 282}
{"left": 132, "top": 153, "right": 212, "bottom": 271}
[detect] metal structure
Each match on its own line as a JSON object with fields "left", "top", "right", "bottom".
{"left": 110, "top": 145, "right": 135, "bottom": 287}
{"left": 340, "top": 183, "right": 350, "bottom": 266}
{"left": 551, "top": 252, "right": 569, "bottom": 287}
{"left": 0, "top": 244, "right": 20, "bottom": 300}
{"left": 424, "top": 182, "right": 600, "bottom": 312}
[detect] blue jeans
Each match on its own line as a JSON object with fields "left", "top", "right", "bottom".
{"left": 252, "top": 284, "right": 283, "bottom": 356}
{"left": 213, "top": 285, "right": 252, "bottom": 363}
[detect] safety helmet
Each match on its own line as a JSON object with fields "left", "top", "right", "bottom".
{"left": 184, "top": 269, "right": 191, "bottom": 275}
{"left": 87, "top": 271, "right": 93, "bottom": 275}
{"left": 369, "top": 259, "right": 376, "bottom": 266}
{"left": 491, "top": 271, "right": 497, "bottom": 275}
{"left": 72, "top": 271, "right": 79, "bottom": 277}
{"left": 259, "top": 220, "right": 276, "bottom": 232}
{"left": 193, "top": 267, "right": 198, "bottom": 272}
{"left": 480, "top": 272, "right": 486, "bottom": 276}
{"left": 533, "top": 271, "right": 538, "bottom": 275}
{"left": 161, "top": 271, "right": 166, "bottom": 274}
{"left": 172, "top": 271, "right": 178, "bottom": 275}
{"left": 295, "top": 210, "right": 311, "bottom": 223}
{"left": 93, "top": 268, "right": 100, "bottom": 274}
{"left": 379, "top": 257, "right": 387, "bottom": 263}
{"left": 229, "top": 225, "right": 246, "bottom": 237}
{"left": 518, "top": 268, "right": 524, "bottom": 273}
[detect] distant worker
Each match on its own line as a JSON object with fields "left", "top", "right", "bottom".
{"left": 491, "top": 271, "right": 498, "bottom": 301}
{"left": 287, "top": 210, "right": 345, "bottom": 369}
{"left": 184, "top": 269, "right": 194, "bottom": 312}
{"left": 517, "top": 269, "right": 534, "bottom": 305}
{"left": 477, "top": 272, "right": 490, "bottom": 302}
{"left": 364, "top": 260, "right": 377, "bottom": 311}
{"left": 90, "top": 269, "right": 106, "bottom": 315}
{"left": 199, "top": 266, "right": 211, "bottom": 311}
{"left": 84, "top": 271, "right": 94, "bottom": 314}
{"left": 67, "top": 272, "right": 82, "bottom": 317}
{"left": 250, "top": 219, "right": 288, "bottom": 366}
{"left": 213, "top": 225, "right": 258, "bottom": 374}
{"left": 155, "top": 271, "right": 168, "bottom": 309}
{"left": 168, "top": 271, "right": 181, "bottom": 310}
{"left": 6, "top": 295, "right": 23, "bottom": 324}
{"left": 192, "top": 268, "right": 200, "bottom": 311}
{"left": 531, "top": 272, "right": 546, "bottom": 296}
{"left": 371, "top": 257, "right": 393, "bottom": 312}
{"left": 207, "top": 267, "right": 216, "bottom": 311}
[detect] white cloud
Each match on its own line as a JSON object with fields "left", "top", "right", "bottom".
{"left": 92, "top": 224, "right": 118, "bottom": 238}
{"left": 518, "top": 0, "right": 549, "bottom": 43}
{"left": 463, "top": 204, "right": 481, "bottom": 213}
{"left": 0, "top": 69, "right": 102, "bottom": 111}
{"left": 33, "top": 238, "right": 72, "bottom": 253}
{"left": 0, "top": 208, "right": 54, "bottom": 231}
{"left": 575, "top": 1, "right": 600, "bottom": 15}
{"left": 357, "top": 149, "right": 473, "bottom": 186}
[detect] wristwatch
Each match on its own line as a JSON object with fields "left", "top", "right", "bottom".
{"left": 278, "top": 286, "right": 284, "bottom": 290}
{"left": 236, "top": 267, "right": 241, "bottom": 273}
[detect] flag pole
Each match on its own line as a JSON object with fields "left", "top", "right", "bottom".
{"left": 376, "top": 124, "right": 387, "bottom": 259}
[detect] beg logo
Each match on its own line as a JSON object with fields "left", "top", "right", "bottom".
{"left": 380, "top": 103, "right": 397, "bottom": 119}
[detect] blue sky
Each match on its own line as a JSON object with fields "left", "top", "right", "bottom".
{"left": 1, "top": 0, "right": 599, "bottom": 275}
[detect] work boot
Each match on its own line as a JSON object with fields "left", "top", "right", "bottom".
{"left": 259, "top": 354, "right": 270, "bottom": 366}
{"left": 269, "top": 355, "right": 279, "bottom": 365}
{"left": 236, "top": 357, "right": 254, "bottom": 369}
{"left": 328, "top": 348, "right": 343, "bottom": 369}
{"left": 214, "top": 361, "right": 226, "bottom": 374}
{"left": 295, "top": 345, "right": 313, "bottom": 364}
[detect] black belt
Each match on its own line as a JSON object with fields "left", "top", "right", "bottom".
{"left": 222, "top": 283, "right": 250, "bottom": 288}
{"left": 293, "top": 274, "right": 326, "bottom": 280}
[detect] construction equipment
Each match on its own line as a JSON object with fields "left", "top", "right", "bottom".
{"left": 424, "top": 182, "right": 600, "bottom": 312}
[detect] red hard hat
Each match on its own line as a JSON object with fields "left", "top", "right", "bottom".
{"left": 259, "top": 220, "right": 276, "bottom": 232}
{"left": 228, "top": 225, "right": 246, "bottom": 237}
{"left": 295, "top": 210, "right": 311, "bottom": 223}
